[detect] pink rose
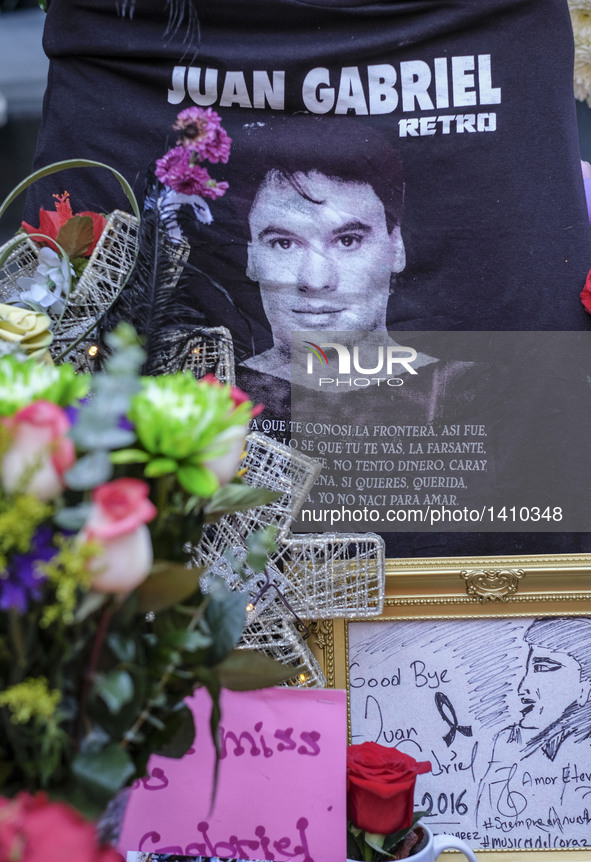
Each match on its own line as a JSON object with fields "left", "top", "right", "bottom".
{"left": 0, "top": 400, "right": 75, "bottom": 500}
{"left": 0, "top": 792, "right": 124, "bottom": 862}
{"left": 582, "top": 269, "right": 591, "bottom": 314}
{"left": 82, "top": 478, "right": 157, "bottom": 594}
{"left": 201, "top": 374, "right": 264, "bottom": 416}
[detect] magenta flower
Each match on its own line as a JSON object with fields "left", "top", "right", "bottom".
{"left": 155, "top": 147, "right": 229, "bottom": 198}
{"left": 173, "top": 106, "right": 232, "bottom": 164}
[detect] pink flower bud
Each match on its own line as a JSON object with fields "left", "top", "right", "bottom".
{"left": 1, "top": 400, "right": 75, "bottom": 501}
{"left": 81, "top": 478, "right": 157, "bottom": 594}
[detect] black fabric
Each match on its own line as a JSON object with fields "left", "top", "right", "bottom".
{"left": 27, "top": 0, "right": 591, "bottom": 332}
{"left": 26, "top": 0, "right": 591, "bottom": 557}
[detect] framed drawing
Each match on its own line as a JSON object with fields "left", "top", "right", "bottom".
{"left": 310, "top": 553, "right": 591, "bottom": 861}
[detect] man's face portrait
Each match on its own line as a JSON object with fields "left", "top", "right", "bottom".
{"left": 517, "top": 644, "right": 591, "bottom": 734}
{"left": 246, "top": 170, "right": 406, "bottom": 351}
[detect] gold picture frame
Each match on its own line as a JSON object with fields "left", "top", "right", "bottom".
{"left": 310, "top": 552, "right": 591, "bottom": 861}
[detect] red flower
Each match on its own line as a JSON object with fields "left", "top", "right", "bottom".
{"left": 22, "top": 191, "right": 107, "bottom": 258}
{"left": 347, "top": 742, "right": 431, "bottom": 835}
{"left": 0, "top": 792, "right": 124, "bottom": 862}
{"left": 581, "top": 268, "right": 591, "bottom": 314}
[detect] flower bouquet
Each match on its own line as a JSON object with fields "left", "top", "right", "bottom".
{"left": 346, "top": 742, "right": 432, "bottom": 861}
{"left": 0, "top": 324, "right": 289, "bottom": 821}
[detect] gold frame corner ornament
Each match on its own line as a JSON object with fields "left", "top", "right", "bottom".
{"left": 459, "top": 567, "right": 525, "bottom": 601}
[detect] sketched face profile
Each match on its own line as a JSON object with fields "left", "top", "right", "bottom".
{"left": 517, "top": 618, "right": 591, "bottom": 737}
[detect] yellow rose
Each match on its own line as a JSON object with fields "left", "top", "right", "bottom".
{"left": 0, "top": 304, "right": 53, "bottom": 363}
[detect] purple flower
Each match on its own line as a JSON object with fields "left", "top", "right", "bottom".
{"left": 155, "top": 148, "right": 229, "bottom": 198}
{"left": 1, "top": 526, "right": 55, "bottom": 613}
{"left": 173, "top": 107, "right": 232, "bottom": 164}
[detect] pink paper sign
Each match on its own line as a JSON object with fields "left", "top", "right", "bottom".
{"left": 118, "top": 687, "right": 347, "bottom": 861}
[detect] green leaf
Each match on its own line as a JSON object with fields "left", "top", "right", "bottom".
{"left": 205, "top": 484, "right": 282, "bottom": 518}
{"left": 216, "top": 650, "right": 297, "bottom": 689}
{"left": 161, "top": 629, "right": 212, "bottom": 651}
{"left": 72, "top": 743, "right": 135, "bottom": 804}
{"left": 135, "top": 561, "right": 202, "bottom": 613}
{"left": 177, "top": 464, "right": 219, "bottom": 497}
{"left": 56, "top": 215, "right": 94, "bottom": 257}
{"left": 64, "top": 450, "right": 113, "bottom": 489}
{"left": 94, "top": 669, "right": 134, "bottom": 713}
{"left": 245, "top": 526, "right": 278, "bottom": 574}
{"left": 204, "top": 592, "right": 247, "bottom": 666}
{"left": 110, "top": 448, "right": 151, "bottom": 464}
{"left": 144, "top": 457, "right": 179, "bottom": 478}
{"left": 106, "top": 632, "right": 137, "bottom": 663}
{"left": 0, "top": 159, "right": 140, "bottom": 221}
{"left": 150, "top": 702, "right": 196, "bottom": 759}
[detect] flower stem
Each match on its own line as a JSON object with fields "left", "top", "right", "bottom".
{"left": 75, "top": 602, "right": 113, "bottom": 744}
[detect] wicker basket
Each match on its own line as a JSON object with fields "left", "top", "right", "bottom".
{"left": 0, "top": 210, "right": 140, "bottom": 359}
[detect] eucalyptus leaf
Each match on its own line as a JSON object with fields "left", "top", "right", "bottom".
{"left": 72, "top": 743, "right": 136, "bottom": 803}
{"left": 161, "top": 629, "right": 212, "bottom": 652}
{"left": 204, "top": 592, "right": 248, "bottom": 666}
{"left": 246, "top": 526, "right": 279, "bottom": 573}
{"left": 149, "top": 702, "right": 196, "bottom": 759}
{"left": 53, "top": 502, "right": 92, "bottom": 531}
{"left": 70, "top": 424, "right": 136, "bottom": 450}
{"left": 94, "top": 669, "right": 135, "bottom": 714}
{"left": 106, "top": 632, "right": 137, "bottom": 663}
{"left": 64, "top": 450, "right": 113, "bottom": 489}
{"left": 216, "top": 650, "right": 296, "bottom": 689}
{"left": 205, "top": 484, "right": 282, "bottom": 518}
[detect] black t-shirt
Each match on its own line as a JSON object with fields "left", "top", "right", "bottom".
{"left": 27, "top": 0, "right": 591, "bottom": 556}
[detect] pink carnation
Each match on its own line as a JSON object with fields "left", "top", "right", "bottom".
{"left": 173, "top": 106, "right": 232, "bottom": 164}
{"left": 155, "top": 148, "right": 229, "bottom": 198}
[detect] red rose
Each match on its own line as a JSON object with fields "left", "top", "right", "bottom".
{"left": 581, "top": 268, "right": 591, "bottom": 314}
{"left": 347, "top": 742, "right": 431, "bottom": 835}
{"left": 0, "top": 792, "right": 124, "bottom": 862}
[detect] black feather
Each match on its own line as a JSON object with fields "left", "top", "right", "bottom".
{"left": 98, "top": 169, "right": 211, "bottom": 375}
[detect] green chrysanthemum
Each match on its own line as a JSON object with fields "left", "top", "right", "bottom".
{"left": 0, "top": 355, "right": 90, "bottom": 416}
{"left": 112, "top": 372, "right": 254, "bottom": 496}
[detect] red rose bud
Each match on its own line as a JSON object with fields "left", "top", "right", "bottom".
{"left": 347, "top": 742, "right": 431, "bottom": 835}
